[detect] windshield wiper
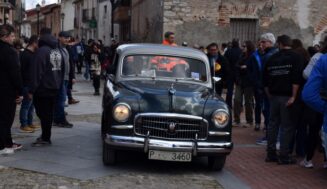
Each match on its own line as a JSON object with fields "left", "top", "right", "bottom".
{"left": 175, "top": 77, "right": 201, "bottom": 82}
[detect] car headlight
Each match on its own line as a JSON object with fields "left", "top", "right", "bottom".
{"left": 212, "top": 109, "right": 229, "bottom": 128}
{"left": 113, "top": 103, "right": 131, "bottom": 122}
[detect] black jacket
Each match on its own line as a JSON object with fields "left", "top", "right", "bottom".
{"left": 224, "top": 47, "right": 242, "bottom": 79}
{"left": 0, "top": 40, "right": 23, "bottom": 99}
{"left": 263, "top": 49, "right": 303, "bottom": 96}
{"left": 66, "top": 45, "right": 76, "bottom": 81}
{"left": 207, "top": 53, "right": 229, "bottom": 81}
{"left": 20, "top": 48, "right": 35, "bottom": 87}
{"left": 28, "top": 34, "right": 63, "bottom": 97}
{"left": 235, "top": 54, "right": 254, "bottom": 88}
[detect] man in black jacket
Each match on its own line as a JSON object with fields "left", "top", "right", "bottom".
{"left": 224, "top": 39, "right": 242, "bottom": 108}
{"left": 207, "top": 43, "right": 229, "bottom": 96}
{"left": 28, "top": 28, "right": 63, "bottom": 146}
{"left": 264, "top": 35, "right": 303, "bottom": 164}
{"left": 19, "top": 35, "right": 40, "bottom": 133}
{"left": 0, "top": 25, "right": 23, "bottom": 155}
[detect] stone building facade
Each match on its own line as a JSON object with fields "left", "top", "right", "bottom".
{"left": 127, "top": 0, "right": 327, "bottom": 46}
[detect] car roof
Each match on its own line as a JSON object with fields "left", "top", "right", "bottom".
{"left": 116, "top": 43, "right": 208, "bottom": 62}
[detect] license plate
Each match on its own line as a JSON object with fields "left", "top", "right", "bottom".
{"left": 148, "top": 150, "right": 192, "bottom": 162}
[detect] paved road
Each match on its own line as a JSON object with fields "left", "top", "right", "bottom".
{"left": 0, "top": 77, "right": 249, "bottom": 189}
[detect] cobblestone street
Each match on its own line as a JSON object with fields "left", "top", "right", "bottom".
{"left": 1, "top": 77, "right": 327, "bottom": 189}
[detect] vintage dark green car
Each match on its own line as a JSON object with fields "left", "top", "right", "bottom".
{"left": 101, "top": 44, "right": 232, "bottom": 170}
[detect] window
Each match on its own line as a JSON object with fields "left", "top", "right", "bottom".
{"left": 230, "top": 18, "right": 258, "bottom": 43}
{"left": 104, "top": 5, "right": 107, "bottom": 14}
{"left": 122, "top": 55, "right": 208, "bottom": 82}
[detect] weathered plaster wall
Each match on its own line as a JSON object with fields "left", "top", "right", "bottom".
{"left": 160, "top": 0, "right": 327, "bottom": 47}
{"left": 131, "top": 0, "right": 164, "bottom": 43}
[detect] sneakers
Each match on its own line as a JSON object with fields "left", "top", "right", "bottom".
{"left": 0, "top": 148, "right": 14, "bottom": 155}
{"left": 19, "top": 126, "right": 34, "bottom": 133}
{"left": 53, "top": 120, "right": 73, "bottom": 128}
{"left": 5, "top": 143, "right": 23, "bottom": 151}
{"left": 68, "top": 98, "right": 80, "bottom": 105}
{"left": 278, "top": 156, "right": 297, "bottom": 165}
{"left": 233, "top": 122, "right": 241, "bottom": 127}
{"left": 265, "top": 154, "right": 278, "bottom": 162}
{"left": 243, "top": 123, "right": 253, "bottom": 128}
{"left": 29, "top": 124, "right": 41, "bottom": 130}
{"left": 300, "top": 159, "right": 314, "bottom": 168}
{"left": 254, "top": 124, "right": 260, "bottom": 131}
{"left": 32, "top": 138, "right": 52, "bottom": 147}
{"left": 256, "top": 137, "right": 267, "bottom": 145}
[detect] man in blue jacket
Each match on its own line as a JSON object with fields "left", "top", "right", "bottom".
{"left": 302, "top": 54, "right": 327, "bottom": 160}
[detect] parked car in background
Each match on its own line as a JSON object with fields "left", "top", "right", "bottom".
{"left": 101, "top": 44, "right": 233, "bottom": 170}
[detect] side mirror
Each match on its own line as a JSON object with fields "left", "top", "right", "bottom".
{"left": 212, "top": 77, "right": 221, "bottom": 83}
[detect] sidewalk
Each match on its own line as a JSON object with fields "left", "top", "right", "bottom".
{"left": 226, "top": 125, "right": 327, "bottom": 189}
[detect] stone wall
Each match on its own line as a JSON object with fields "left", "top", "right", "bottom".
{"left": 161, "top": 0, "right": 327, "bottom": 47}
{"left": 130, "top": 0, "right": 164, "bottom": 43}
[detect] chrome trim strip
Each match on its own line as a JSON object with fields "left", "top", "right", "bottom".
{"left": 111, "top": 125, "right": 134, "bottom": 129}
{"left": 208, "top": 131, "right": 231, "bottom": 136}
{"left": 135, "top": 113, "right": 204, "bottom": 121}
{"left": 105, "top": 135, "right": 232, "bottom": 154}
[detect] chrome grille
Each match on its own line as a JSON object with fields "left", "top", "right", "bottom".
{"left": 134, "top": 114, "right": 208, "bottom": 140}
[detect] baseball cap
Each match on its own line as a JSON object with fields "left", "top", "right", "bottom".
{"left": 58, "top": 31, "right": 70, "bottom": 38}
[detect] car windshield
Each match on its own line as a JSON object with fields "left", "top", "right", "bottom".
{"left": 121, "top": 55, "right": 208, "bottom": 82}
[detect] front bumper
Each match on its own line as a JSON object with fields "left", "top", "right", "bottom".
{"left": 105, "top": 135, "right": 233, "bottom": 156}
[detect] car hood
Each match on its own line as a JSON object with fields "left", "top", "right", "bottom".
{"left": 119, "top": 80, "right": 210, "bottom": 116}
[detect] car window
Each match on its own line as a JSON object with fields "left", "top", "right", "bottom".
{"left": 122, "top": 55, "right": 208, "bottom": 82}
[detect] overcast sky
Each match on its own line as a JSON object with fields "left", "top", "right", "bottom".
{"left": 26, "top": 0, "right": 59, "bottom": 10}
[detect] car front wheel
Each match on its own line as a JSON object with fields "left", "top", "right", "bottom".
{"left": 208, "top": 155, "right": 226, "bottom": 171}
{"left": 103, "top": 142, "right": 117, "bottom": 165}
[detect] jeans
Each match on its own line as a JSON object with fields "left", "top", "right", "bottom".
{"left": 53, "top": 80, "right": 68, "bottom": 123}
{"left": 233, "top": 85, "right": 254, "bottom": 123}
{"left": 84, "top": 61, "right": 90, "bottom": 80}
{"left": 19, "top": 87, "right": 34, "bottom": 127}
{"left": 34, "top": 96, "right": 56, "bottom": 141}
{"left": 267, "top": 96, "right": 295, "bottom": 157}
{"left": 254, "top": 88, "right": 270, "bottom": 127}
{"left": 226, "top": 79, "right": 235, "bottom": 109}
{"left": 322, "top": 131, "right": 327, "bottom": 161}
{"left": 93, "top": 73, "right": 101, "bottom": 92}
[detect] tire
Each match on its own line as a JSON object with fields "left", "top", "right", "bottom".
{"left": 101, "top": 113, "right": 107, "bottom": 140}
{"left": 103, "top": 142, "right": 117, "bottom": 166}
{"left": 208, "top": 155, "right": 226, "bottom": 171}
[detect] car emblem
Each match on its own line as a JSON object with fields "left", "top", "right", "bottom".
{"left": 168, "top": 122, "right": 177, "bottom": 133}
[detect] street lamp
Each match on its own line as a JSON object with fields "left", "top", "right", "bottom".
{"left": 36, "top": 3, "right": 41, "bottom": 35}
{"left": 61, "top": 13, "right": 65, "bottom": 31}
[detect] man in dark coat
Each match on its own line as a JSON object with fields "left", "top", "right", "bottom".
{"left": 207, "top": 43, "right": 230, "bottom": 96}
{"left": 0, "top": 25, "right": 23, "bottom": 155}
{"left": 224, "top": 39, "right": 242, "bottom": 108}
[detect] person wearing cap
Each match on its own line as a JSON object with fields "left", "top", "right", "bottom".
{"left": 52, "top": 31, "right": 74, "bottom": 128}
{"left": 19, "top": 35, "right": 41, "bottom": 133}
{"left": 263, "top": 35, "right": 303, "bottom": 164}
